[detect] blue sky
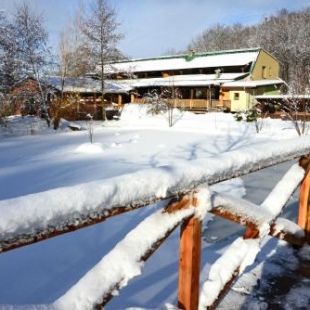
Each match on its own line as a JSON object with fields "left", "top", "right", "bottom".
{"left": 1, "top": 0, "right": 310, "bottom": 59}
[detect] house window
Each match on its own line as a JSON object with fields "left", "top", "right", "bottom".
{"left": 269, "top": 67, "right": 272, "bottom": 77}
{"left": 195, "top": 89, "right": 203, "bottom": 99}
{"left": 234, "top": 93, "right": 240, "bottom": 100}
{"left": 262, "top": 66, "right": 267, "bottom": 79}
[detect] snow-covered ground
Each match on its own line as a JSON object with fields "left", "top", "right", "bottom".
{"left": 0, "top": 105, "right": 309, "bottom": 309}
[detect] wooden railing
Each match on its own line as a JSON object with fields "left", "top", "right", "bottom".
{"left": 131, "top": 98, "right": 231, "bottom": 111}
{"left": 1, "top": 137, "right": 310, "bottom": 309}
{"left": 133, "top": 98, "right": 209, "bottom": 110}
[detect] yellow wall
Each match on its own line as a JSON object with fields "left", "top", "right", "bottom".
{"left": 251, "top": 50, "right": 280, "bottom": 80}
{"left": 220, "top": 89, "right": 230, "bottom": 101}
{"left": 227, "top": 86, "right": 282, "bottom": 112}
{"left": 229, "top": 90, "right": 249, "bottom": 111}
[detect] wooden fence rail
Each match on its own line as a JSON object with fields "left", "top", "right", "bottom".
{"left": 1, "top": 138, "right": 310, "bottom": 309}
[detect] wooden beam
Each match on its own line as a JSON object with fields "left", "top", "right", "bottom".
{"left": 210, "top": 208, "right": 258, "bottom": 231}
{"left": 206, "top": 267, "right": 240, "bottom": 310}
{"left": 96, "top": 196, "right": 194, "bottom": 308}
{"left": 298, "top": 154, "right": 310, "bottom": 242}
{"left": 97, "top": 220, "right": 182, "bottom": 308}
{"left": 211, "top": 207, "right": 305, "bottom": 246}
{"left": 0, "top": 195, "right": 192, "bottom": 255}
{"left": 178, "top": 203, "right": 201, "bottom": 310}
{"left": 207, "top": 226, "right": 259, "bottom": 309}
{"left": 0, "top": 203, "right": 153, "bottom": 254}
{"left": 243, "top": 227, "right": 260, "bottom": 239}
{"left": 270, "top": 227, "right": 305, "bottom": 247}
{"left": 298, "top": 170, "right": 310, "bottom": 233}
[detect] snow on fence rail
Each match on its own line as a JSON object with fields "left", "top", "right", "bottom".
{"left": 1, "top": 136, "right": 310, "bottom": 309}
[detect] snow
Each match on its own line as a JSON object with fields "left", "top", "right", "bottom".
{"left": 41, "top": 76, "right": 129, "bottom": 94}
{"left": 260, "top": 163, "right": 305, "bottom": 216}
{"left": 199, "top": 161, "right": 306, "bottom": 308}
{"left": 104, "top": 48, "right": 260, "bottom": 74}
{"left": 273, "top": 218, "right": 304, "bottom": 238}
{"left": 199, "top": 237, "right": 260, "bottom": 309}
{"left": 256, "top": 94, "right": 310, "bottom": 100}
{"left": 54, "top": 207, "right": 194, "bottom": 310}
{"left": 1, "top": 115, "right": 49, "bottom": 137}
{"left": 75, "top": 143, "right": 104, "bottom": 154}
{"left": 0, "top": 104, "right": 309, "bottom": 309}
{"left": 114, "top": 73, "right": 246, "bottom": 88}
{"left": 222, "top": 79, "right": 284, "bottom": 88}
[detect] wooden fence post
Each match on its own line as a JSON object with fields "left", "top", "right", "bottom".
{"left": 298, "top": 169, "right": 310, "bottom": 242}
{"left": 178, "top": 212, "right": 201, "bottom": 310}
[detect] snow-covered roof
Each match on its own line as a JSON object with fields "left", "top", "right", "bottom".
{"left": 111, "top": 73, "right": 248, "bottom": 88}
{"left": 42, "top": 76, "right": 129, "bottom": 94}
{"left": 104, "top": 48, "right": 261, "bottom": 74}
{"left": 222, "top": 79, "right": 285, "bottom": 88}
{"left": 255, "top": 94, "right": 310, "bottom": 99}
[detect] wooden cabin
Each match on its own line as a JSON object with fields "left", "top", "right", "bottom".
{"left": 103, "top": 48, "right": 285, "bottom": 112}
{"left": 10, "top": 77, "right": 46, "bottom": 116}
{"left": 42, "top": 76, "right": 130, "bottom": 120}
{"left": 10, "top": 76, "right": 129, "bottom": 120}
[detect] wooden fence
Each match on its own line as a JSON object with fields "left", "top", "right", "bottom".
{"left": 1, "top": 138, "right": 310, "bottom": 309}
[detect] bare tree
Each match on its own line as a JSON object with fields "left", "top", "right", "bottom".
{"left": 247, "top": 8, "right": 310, "bottom": 92}
{"left": 7, "top": 1, "right": 52, "bottom": 129}
{"left": 161, "top": 86, "right": 185, "bottom": 127}
{"left": 187, "top": 23, "right": 250, "bottom": 52}
{"left": 80, "top": 0, "right": 123, "bottom": 121}
{"left": 0, "top": 11, "right": 13, "bottom": 120}
{"left": 277, "top": 94, "right": 310, "bottom": 136}
{"left": 51, "top": 6, "right": 95, "bottom": 129}
{"left": 13, "top": 2, "right": 50, "bottom": 99}
{"left": 143, "top": 87, "right": 185, "bottom": 127}
{"left": 187, "top": 8, "right": 310, "bottom": 92}
{"left": 252, "top": 10, "right": 293, "bottom": 84}
{"left": 58, "top": 6, "right": 94, "bottom": 79}
{"left": 0, "top": 11, "right": 18, "bottom": 95}
{"left": 0, "top": 4, "right": 51, "bottom": 124}
{"left": 51, "top": 28, "right": 72, "bottom": 129}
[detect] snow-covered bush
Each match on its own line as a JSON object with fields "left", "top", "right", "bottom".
{"left": 142, "top": 88, "right": 185, "bottom": 127}
{"left": 234, "top": 109, "right": 265, "bottom": 133}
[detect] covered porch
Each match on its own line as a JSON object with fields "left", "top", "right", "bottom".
{"left": 114, "top": 73, "right": 245, "bottom": 112}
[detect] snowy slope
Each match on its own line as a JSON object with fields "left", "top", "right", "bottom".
{"left": 0, "top": 105, "right": 309, "bottom": 309}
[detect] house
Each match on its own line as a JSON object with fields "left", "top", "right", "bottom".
{"left": 103, "top": 47, "right": 285, "bottom": 112}
{"left": 10, "top": 76, "right": 129, "bottom": 120}
{"left": 10, "top": 77, "right": 47, "bottom": 116}
{"left": 42, "top": 76, "right": 130, "bottom": 120}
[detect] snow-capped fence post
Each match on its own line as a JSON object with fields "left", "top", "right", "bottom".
{"left": 178, "top": 195, "right": 201, "bottom": 310}
{"left": 298, "top": 155, "right": 310, "bottom": 242}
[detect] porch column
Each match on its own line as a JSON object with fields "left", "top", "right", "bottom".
{"left": 190, "top": 89, "right": 194, "bottom": 109}
{"left": 118, "top": 94, "right": 122, "bottom": 105}
{"left": 130, "top": 92, "right": 135, "bottom": 103}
